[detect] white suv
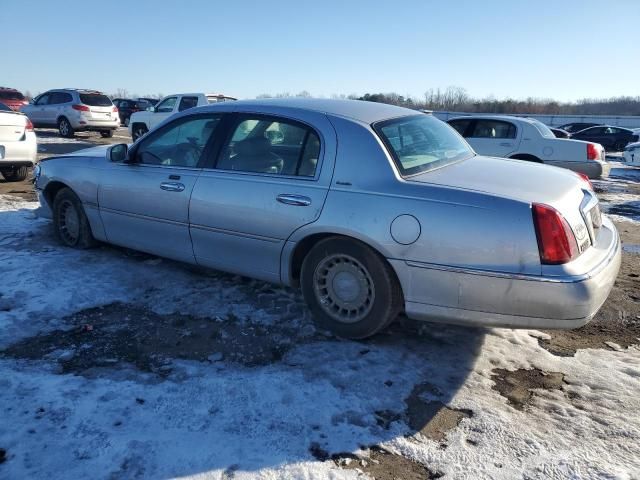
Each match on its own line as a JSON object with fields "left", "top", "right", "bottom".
{"left": 21, "top": 89, "right": 120, "bottom": 138}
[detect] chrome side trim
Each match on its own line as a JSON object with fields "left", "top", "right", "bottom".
{"left": 100, "top": 207, "right": 187, "bottom": 227}
{"left": 404, "top": 225, "right": 619, "bottom": 284}
{"left": 190, "top": 223, "right": 282, "bottom": 244}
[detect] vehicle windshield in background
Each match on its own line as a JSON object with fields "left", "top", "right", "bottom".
{"left": 0, "top": 102, "right": 12, "bottom": 112}
{"left": 0, "top": 91, "right": 25, "bottom": 100}
{"left": 374, "top": 115, "right": 474, "bottom": 176}
{"left": 79, "top": 93, "right": 113, "bottom": 107}
{"left": 530, "top": 119, "right": 555, "bottom": 138}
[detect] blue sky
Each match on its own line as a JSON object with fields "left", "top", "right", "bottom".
{"left": 3, "top": 0, "right": 638, "bottom": 101}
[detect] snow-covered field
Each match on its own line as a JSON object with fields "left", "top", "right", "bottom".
{"left": 0, "top": 164, "right": 639, "bottom": 479}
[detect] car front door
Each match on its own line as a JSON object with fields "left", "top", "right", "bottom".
{"left": 149, "top": 96, "right": 178, "bottom": 130}
{"left": 98, "top": 113, "right": 223, "bottom": 262}
{"left": 189, "top": 112, "right": 336, "bottom": 283}
{"left": 27, "top": 93, "right": 51, "bottom": 125}
{"left": 463, "top": 119, "right": 520, "bottom": 157}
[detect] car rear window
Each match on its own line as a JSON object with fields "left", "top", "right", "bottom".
{"left": 0, "top": 90, "right": 25, "bottom": 100}
{"left": 530, "top": 119, "right": 555, "bottom": 138}
{"left": 374, "top": 115, "right": 474, "bottom": 176}
{"left": 79, "top": 93, "right": 113, "bottom": 107}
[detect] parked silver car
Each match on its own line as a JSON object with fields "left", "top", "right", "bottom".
{"left": 21, "top": 89, "right": 119, "bottom": 138}
{"left": 33, "top": 99, "right": 620, "bottom": 338}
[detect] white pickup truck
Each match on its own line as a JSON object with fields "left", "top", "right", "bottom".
{"left": 128, "top": 93, "right": 236, "bottom": 141}
{"left": 447, "top": 115, "right": 609, "bottom": 179}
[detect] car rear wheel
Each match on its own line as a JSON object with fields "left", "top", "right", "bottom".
{"left": 614, "top": 140, "right": 626, "bottom": 152}
{"left": 301, "top": 237, "right": 403, "bottom": 339}
{"left": 131, "top": 124, "right": 148, "bottom": 142}
{"left": 1, "top": 166, "right": 29, "bottom": 182}
{"left": 100, "top": 130, "right": 113, "bottom": 138}
{"left": 52, "top": 188, "right": 97, "bottom": 249}
{"left": 58, "top": 117, "right": 74, "bottom": 138}
{"left": 124, "top": 117, "right": 130, "bottom": 127}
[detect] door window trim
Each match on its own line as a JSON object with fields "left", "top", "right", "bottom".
{"left": 203, "top": 112, "right": 324, "bottom": 182}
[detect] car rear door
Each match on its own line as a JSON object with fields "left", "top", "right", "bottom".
{"left": 98, "top": 113, "right": 223, "bottom": 262}
{"left": 189, "top": 111, "right": 336, "bottom": 283}
{"left": 463, "top": 119, "right": 520, "bottom": 157}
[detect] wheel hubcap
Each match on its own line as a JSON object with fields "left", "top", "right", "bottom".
{"left": 60, "top": 121, "right": 68, "bottom": 135}
{"left": 59, "top": 200, "right": 80, "bottom": 244}
{"left": 313, "top": 254, "right": 375, "bottom": 323}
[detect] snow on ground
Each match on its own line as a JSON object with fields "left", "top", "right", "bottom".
{"left": 1, "top": 175, "right": 639, "bottom": 479}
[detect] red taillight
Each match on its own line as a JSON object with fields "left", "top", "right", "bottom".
{"left": 72, "top": 104, "right": 90, "bottom": 111}
{"left": 25, "top": 118, "right": 34, "bottom": 131}
{"left": 577, "top": 172, "right": 593, "bottom": 190}
{"left": 112, "top": 106, "right": 118, "bottom": 112}
{"left": 586, "top": 143, "right": 600, "bottom": 160}
{"left": 532, "top": 203, "right": 579, "bottom": 265}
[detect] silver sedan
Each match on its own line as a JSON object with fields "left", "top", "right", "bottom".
{"left": 34, "top": 99, "right": 621, "bottom": 339}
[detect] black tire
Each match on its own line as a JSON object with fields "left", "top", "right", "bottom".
{"left": 58, "top": 117, "right": 74, "bottom": 138}
{"left": 614, "top": 140, "right": 626, "bottom": 152}
{"left": 131, "top": 123, "right": 148, "bottom": 142}
{"left": 301, "top": 237, "right": 403, "bottom": 339}
{"left": 52, "top": 188, "right": 97, "bottom": 249}
{"left": 1, "top": 166, "right": 29, "bottom": 182}
{"left": 100, "top": 130, "right": 114, "bottom": 138}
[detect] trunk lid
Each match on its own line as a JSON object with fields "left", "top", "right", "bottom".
{"left": 0, "top": 111, "right": 26, "bottom": 142}
{"left": 79, "top": 93, "right": 115, "bottom": 121}
{"left": 410, "top": 155, "right": 598, "bottom": 254}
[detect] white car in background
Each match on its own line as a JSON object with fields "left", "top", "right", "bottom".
{"left": 128, "top": 93, "right": 236, "bottom": 141}
{"left": 0, "top": 102, "right": 37, "bottom": 182}
{"left": 20, "top": 89, "right": 119, "bottom": 138}
{"left": 448, "top": 115, "right": 609, "bottom": 178}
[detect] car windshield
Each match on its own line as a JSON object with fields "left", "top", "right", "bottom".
{"left": 0, "top": 90, "right": 25, "bottom": 100}
{"left": 374, "top": 115, "right": 474, "bottom": 176}
{"left": 79, "top": 93, "right": 112, "bottom": 107}
{"left": 530, "top": 119, "right": 555, "bottom": 138}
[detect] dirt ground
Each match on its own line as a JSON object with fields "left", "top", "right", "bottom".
{"left": 1, "top": 131, "right": 639, "bottom": 479}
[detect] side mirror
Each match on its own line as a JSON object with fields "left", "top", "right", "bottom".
{"left": 109, "top": 144, "right": 129, "bottom": 162}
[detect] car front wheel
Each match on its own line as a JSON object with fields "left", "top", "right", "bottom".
{"left": 100, "top": 130, "right": 114, "bottom": 138}
{"left": 301, "top": 237, "right": 403, "bottom": 339}
{"left": 131, "top": 124, "right": 148, "bottom": 141}
{"left": 52, "top": 188, "right": 97, "bottom": 249}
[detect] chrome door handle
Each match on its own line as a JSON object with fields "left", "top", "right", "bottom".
{"left": 160, "top": 182, "right": 185, "bottom": 192}
{"left": 276, "top": 194, "right": 311, "bottom": 206}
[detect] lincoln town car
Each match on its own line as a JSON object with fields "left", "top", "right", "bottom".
{"left": 34, "top": 99, "right": 621, "bottom": 338}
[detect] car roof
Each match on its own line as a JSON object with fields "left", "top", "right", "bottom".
{"left": 49, "top": 88, "right": 107, "bottom": 95}
{"left": 448, "top": 114, "right": 541, "bottom": 125}
{"left": 199, "top": 98, "right": 417, "bottom": 123}
{"left": 0, "top": 87, "right": 20, "bottom": 92}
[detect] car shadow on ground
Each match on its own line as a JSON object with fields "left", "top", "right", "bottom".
{"left": 0, "top": 206, "right": 487, "bottom": 477}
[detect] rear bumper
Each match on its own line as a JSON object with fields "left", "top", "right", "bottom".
{"left": 547, "top": 159, "right": 610, "bottom": 179}
{"left": 392, "top": 217, "right": 621, "bottom": 329}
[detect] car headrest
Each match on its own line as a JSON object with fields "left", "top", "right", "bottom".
{"left": 235, "top": 136, "right": 271, "bottom": 156}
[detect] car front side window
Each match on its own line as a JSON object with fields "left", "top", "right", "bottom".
{"left": 135, "top": 116, "right": 221, "bottom": 168}
{"left": 215, "top": 116, "right": 321, "bottom": 177}
{"left": 35, "top": 94, "right": 50, "bottom": 106}
{"left": 156, "top": 97, "right": 177, "bottom": 113}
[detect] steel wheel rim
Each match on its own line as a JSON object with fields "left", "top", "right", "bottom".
{"left": 313, "top": 254, "right": 375, "bottom": 324}
{"left": 59, "top": 200, "right": 80, "bottom": 244}
{"left": 60, "top": 120, "right": 69, "bottom": 135}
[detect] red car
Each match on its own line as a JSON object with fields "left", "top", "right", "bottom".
{"left": 0, "top": 87, "right": 28, "bottom": 111}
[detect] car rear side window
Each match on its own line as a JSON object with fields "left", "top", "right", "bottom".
{"left": 178, "top": 96, "right": 198, "bottom": 111}
{"left": 216, "top": 116, "right": 321, "bottom": 177}
{"left": 50, "top": 92, "right": 72, "bottom": 104}
{"left": 0, "top": 90, "right": 24, "bottom": 100}
{"left": 469, "top": 120, "right": 516, "bottom": 139}
{"left": 79, "top": 93, "right": 112, "bottom": 107}
{"left": 375, "top": 115, "right": 474, "bottom": 176}
{"left": 448, "top": 119, "right": 472, "bottom": 136}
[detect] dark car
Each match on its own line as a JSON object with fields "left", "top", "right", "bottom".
{"left": 550, "top": 128, "right": 570, "bottom": 139}
{"left": 570, "top": 126, "right": 639, "bottom": 152}
{"left": 137, "top": 97, "right": 159, "bottom": 106}
{"left": 0, "top": 87, "right": 28, "bottom": 111}
{"left": 558, "top": 122, "right": 601, "bottom": 134}
{"left": 112, "top": 98, "right": 154, "bottom": 126}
